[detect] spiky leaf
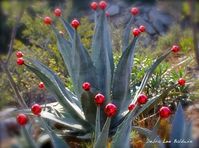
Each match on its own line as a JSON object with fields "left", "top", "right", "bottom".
{"left": 170, "top": 103, "right": 192, "bottom": 148}
{"left": 21, "top": 127, "right": 38, "bottom": 148}
{"left": 92, "top": 10, "right": 113, "bottom": 101}
{"left": 60, "top": 17, "right": 74, "bottom": 40}
{"left": 25, "top": 60, "right": 91, "bottom": 128}
{"left": 95, "top": 106, "right": 101, "bottom": 142}
{"left": 52, "top": 27, "right": 98, "bottom": 98}
{"left": 71, "top": 30, "right": 99, "bottom": 97}
{"left": 41, "top": 111, "right": 86, "bottom": 132}
{"left": 39, "top": 118, "right": 70, "bottom": 148}
{"left": 94, "top": 118, "right": 111, "bottom": 148}
{"left": 80, "top": 91, "right": 96, "bottom": 126}
{"left": 111, "top": 106, "right": 139, "bottom": 148}
{"left": 122, "top": 17, "right": 134, "bottom": 51}
{"left": 111, "top": 113, "right": 132, "bottom": 148}
{"left": 112, "top": 37, "right": 138, "bottom": 115}
{"left": 133, "top": 84, "right": 176, "bottom": 118}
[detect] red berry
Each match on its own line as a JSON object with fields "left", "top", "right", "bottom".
{"left": 104, "top": 103, "right": 117, "bottom": 117}
{"left": 128, "top": 103, "right": 136, "bottom": 111}
{"left": 137, "top": 94, "right": 148, "bottom": 105}
{"left": 90, "top": 2, "right": 98, "bottom": 10}
{"left": 43, "top": 16, "right": 52, "bottom": 25}
{"left": 94, "top": 93, "right": 105, "bottom": 106}
{"left": 178, "top": 78, "right": 186, "bottom": 86}
{"left": 132, "top": 28, "right": 141, "bottom": 37}
{"left": 71, "top": 19, "right": 80, "bottom": 29}
{"left": 130, "top": 7, "right": 139, "bottom": 15}
{"left": 16, "top": 51, "right": 23, "bottom": 58}
{"left": 139, "top": 25, "right": 145, "bottom": 32}
{"left": 82, "top": 82, "right": 91, "bottom": 91}
{"left": 39, "top": 82, "right": 45, "bottom": 89}
{"left": 31, "top": 104, "right": 42, "bottom": 116}
{"left": 159, "top": 106, "right": 171, "bottom": 118}
{"left": 17, "top": 58, "right": 24, "bottom": 65}
{"left": 171, "top": 45, "right": 180, "bottom": 53}
{"left": 99, "top": 1, "right": 107, "bottom": 10}
{"left": 54, "top": 8, "right": 62, "bottom": 17}
{"left": 16, "top": 113, "right": 28, "bottom": 126}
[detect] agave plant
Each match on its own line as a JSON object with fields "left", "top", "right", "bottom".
{"left": 15, "top": 1, "right": 188, "bottom": 148}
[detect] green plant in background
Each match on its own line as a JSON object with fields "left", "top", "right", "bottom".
{"left": 13, "top": 1, "right": 193, "bottom": 148}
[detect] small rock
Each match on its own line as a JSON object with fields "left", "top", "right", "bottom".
{"left": 107, "top": 5, "right": 120, "bottom": 16}
{"left": 149, "top": 8, "right": 173, "bottom": 34}
{"left": 139, "top": 5, "right": 152, "bottom": 13}
{"left": 152, "top": 20, "right": 165, "bottom": 35}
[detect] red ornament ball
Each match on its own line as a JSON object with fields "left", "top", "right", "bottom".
{"left": 43, "top": 16, "right": 52, "bottom": 25}
{"left": 90, "top": 2, "right": 98, "bottom": 10}
{"left": 178, "top": 78, "right": 186, "bottom": 86}
{"left": 39, "top": 82, "right": 45, "bottom": 89}
{"left": 31, "top": 104, "right": 42, "bottom": 116}
{"left": 82, "top": 82, "right": 91, "bottom": 91}
{"left": 137, "top": 94, "right": 148, "bottom": 105}
{"left": 128, "top": 103, "right": 136, "bottom": 111}
{"left": 94, "top": 93, "right": 105, "bottom": 106}
{"left": 71, "top": 19, "right": 80, "bottom": 29}
{"left": 139, "top": 25, "right": 145, "bottom": 32}
{"left": 99, "top": 1, "right": 107, "bottom": 10}
{"left": 16, "top": 113, "right": 28, "bottom": 126}
{"left": 130, "top": 7, "right": 139, "bottom": 15}
{"left": 16, "top": 51, "right": 24, "bottom": 58}
{"left": 17, "top": 58, "right": 24, "bottom": 65}
{"left": 104, "top": 103, "right": 117, "bottom": 117}
{"left": 54, "top": 8, "right": 62, "bottom": 17}
{"left": 132, "top": 28, "right": 141, "bottom": 37}
{"left": 171, "top": 45, "right": 180, "bottom": 53}
{"left": 159, "top": 106, "right": 171, "bottom": 118}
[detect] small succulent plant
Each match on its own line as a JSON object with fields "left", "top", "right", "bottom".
{"left": 15, "top": 1, "right": 192, "bottom": 148}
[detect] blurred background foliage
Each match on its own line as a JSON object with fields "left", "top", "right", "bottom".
{"left": 0, "top": 0, "right": 198, "bottom": 110}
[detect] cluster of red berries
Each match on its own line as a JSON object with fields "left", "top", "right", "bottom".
{"left": 43, "top": 8, "right": 80, "bottom": 30}
{"left": 16, "top": 51, "right": 25, "bottom": 65}
{"left": 16, "top": 103, "right": 42, "bottom": 126}
{"left": 130, "top": 7, "right": 143, "bottom": 36}
{"left": 90, "top": 1, "right": 107, "bottom": 11}
{"left": 132, "top": 25, "right": 146, "bottom": 37}
{"left": 127, "top": 94, "right": 148, "bottom": 110}
{"left": 82, "top": 82, "right": 117, "bottom": 117}
{"left": 16, "top": 81, "right": 44, "bottom": 125}
{"left": 127, "top": 93, "right": 172, "bottom": 118}
{"left": 43, "top": 1, "right": 108, "bottom": 29}
{"left": 82, "top": 82, "right": 105, "bottom": 106}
